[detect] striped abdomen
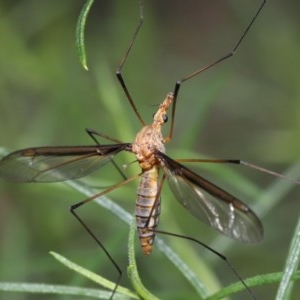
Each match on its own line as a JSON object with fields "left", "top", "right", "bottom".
{"left": 136, "top": 166, "right": 161, "bottom": 255}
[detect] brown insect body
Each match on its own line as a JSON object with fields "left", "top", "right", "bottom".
{"left": 132, "top": 93, "right": 172, "bottom": 255}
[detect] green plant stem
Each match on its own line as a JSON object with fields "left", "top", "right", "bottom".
{"left": 127, "top": 219, "right": 159, "bottom": 300}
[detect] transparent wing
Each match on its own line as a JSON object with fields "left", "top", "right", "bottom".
{"left": 0, "top": 144, "right": 130, "bottom": 183}
{"left": 157, "top": 151, "right": 263, "bottom": 243}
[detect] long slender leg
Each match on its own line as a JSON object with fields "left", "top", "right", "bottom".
{"left": 70, "top": 173, "right": 140, "bottom": 299}
{"left": 86, "top": 128, "right": 127, "bottom": 180}
{"left": 167, "top": 0, "right": 267, "bottom": 141}
{"left": 116, "top": 0, "right": 145, "bottom": 125}
{"left": 86, "top": 128, "right": 123, "bottom": 144}
{"left": 174, "top": 158, "right": 300, "bottom": 185}
{"left": 153, "top": 229, "right": 257, "bottom": 299}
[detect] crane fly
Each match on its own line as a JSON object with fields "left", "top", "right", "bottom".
{"left": 0, "top": 92, "right": 263, "bottom": 251}
{"left": 1, "top": 0, "right": 296, "bottom": 299}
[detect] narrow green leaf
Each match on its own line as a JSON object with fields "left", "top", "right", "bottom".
{"left": 0, "top": 282, "right": 128, "bottom": 299}
{"left": 127, "top": 220, "right": 159, "bottom": 300}
{"left": 50, "top": 251, "right": 138, "bottom": 299}
{"left": 276, "top": 214, "right": 300, "bottom": 300}
{"left": 76, "top": 0, "right": 94, "bottom": 70}
{"left": 207, "top": 271, "right": 300, "bottom": 300}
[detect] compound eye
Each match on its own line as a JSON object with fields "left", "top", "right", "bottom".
{"left": 162, "top": 114, "right": 168, "bottom": 123}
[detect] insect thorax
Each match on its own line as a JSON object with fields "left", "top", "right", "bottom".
{"left": 132, "top": 125, "right": 165, "bottom": 170}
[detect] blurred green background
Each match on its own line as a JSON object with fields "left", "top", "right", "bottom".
{"left": 1, "top": 0, "right": 300, "bottom": 299}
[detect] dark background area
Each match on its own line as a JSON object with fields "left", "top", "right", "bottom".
{"left": 0, "top": 0, "right": 300, "bottom": 299}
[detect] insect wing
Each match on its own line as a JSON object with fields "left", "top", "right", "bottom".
{"left": 158, "top": 152, "right": 263, "bottom": 243}
{"left": 0, "top": 144, "right": 129, "bottom": 183}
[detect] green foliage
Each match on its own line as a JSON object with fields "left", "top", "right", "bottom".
{"left": 1, "top": 1, "right": 300, "bottom": 299}
{"left": 76, "top": 0, "right": 94, "bottom": 70}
